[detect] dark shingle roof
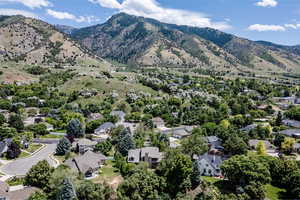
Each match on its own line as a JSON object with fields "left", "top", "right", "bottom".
{"left": 65, "top": 151, "right": 107, "bottom": 174}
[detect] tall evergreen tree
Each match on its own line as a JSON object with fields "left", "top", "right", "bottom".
{"left": 56, "top": 178, "right": 76, "bottom": 200}
{"left": 117, "top": 129, "right": 135, "bottom": 156}
{"left": 275, "top": 111, "right": 282, "bottom": 126}
{"left": 66, "top": 119, "right": 84, "bottom": 138}
{"left": 56, "top": 137, "right": 71, "bottom": 156}
{"left": 191, "top": 161, "right": 202, "bottom": 189}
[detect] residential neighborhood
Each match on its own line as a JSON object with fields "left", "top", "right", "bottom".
{"left": 1, "top": 1, "right": 300, "bottom": 198}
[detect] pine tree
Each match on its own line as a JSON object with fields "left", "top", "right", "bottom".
{"left": 118, "top": 127, "right": 131, "bottom": 139}
{"left": 56, "top": 178, "right": 76, "bottom": 200}
{"left": 191, "top": 161, "right": 202, "bottom": 189}
{"left": 56, "top": 137, "right": 72, "bottom": 156}
{"left": 117, "top": 130, "right": 135, "bottom": 156}
{"left": 275, "top": 111, "right": 282, "bottom": 126}
{"left": 66, "top": 119, "right": 84, "bottom": 138}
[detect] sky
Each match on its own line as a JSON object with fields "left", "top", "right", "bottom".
{"left": 0, "top": 0, "right": 300, "bottom": 45}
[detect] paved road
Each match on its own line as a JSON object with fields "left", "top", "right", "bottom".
{"left": 0, "top": 144, "right": 57, "bottom": 176}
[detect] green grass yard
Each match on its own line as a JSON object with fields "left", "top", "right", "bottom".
{"left": 26, "top": 144, "right": 43, "bottom": 153}
{"left": 265, "top": 184, "right": 288, "bottom": 200}
{"left": 40, "top": 134, "right": 64, "bottom": 139}
{"left": 202, "top": 177, "right": 289, "bottom": 200}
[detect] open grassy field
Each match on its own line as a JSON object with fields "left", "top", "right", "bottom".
{"left": 59, "top": 76, "right": 158, "bottom": 105}
{"left": 0, "top": 61, "right": 38, "bottom": 83}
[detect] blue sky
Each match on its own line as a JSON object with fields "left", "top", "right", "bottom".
{"left": 0, "top": 0, "right": 300, "bottom": 45}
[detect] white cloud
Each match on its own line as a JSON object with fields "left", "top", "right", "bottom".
{"left": 248, "top": 24, "right": 285, "bottom": 32}
{"left": 285, "top": 23, "right": 300, "bottom": 29}
{"left": 255, "top": 0, "right": 278, "bottom": 7}
{"left": 88, "top": 0, "right": 121, "bottom": 9}
{"left": 46, "top": 9, "right": 100, "bottom": 23}
{"left": 89, "top": 0, "right": 231, "bottom": 30}
{"left": 0, "top": 8, "right": 38, "bottom": 18}
{"left": 0, "top": 0, "right": 51, "bottom": 9}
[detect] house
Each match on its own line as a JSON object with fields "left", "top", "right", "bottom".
{"left": 65, "top": 151, "right": 107, "bottom": 177}
{"left": 0, "top": 139, "right": 12, "bottom": 157}
{"left": 294, "top": 143, "right": 300, "bottom": 153}
{"left": 110, "top": 111, "right": 126, "bottom": 122}
{"left": 162, "top": 126, "right": 194, "bottom": 139}
{"left": 152, "top": 117, "right": 165, "bottom": 128}
{"left": 295, "top": 98, "right": 300, "bottom": 104}
{"left": 205, "top": 136, "right": 222, "bottom": 149}
{"left": 279, "top": 129, "right": 300, "bottom": 138}
{"left": 128, "top": 147, "right": 164, "bottom": 168}
{"left": 273, "top": 97, "right": 296, "bottom": 104}
{"left": 0, "top": 181, "right": 38, "bottom": 200}
{"left": 44, "top": 122, "right": 54, "bottom": 131}
{"left": 0, "top": 110, "right": 10, "bottom": 120}
{"left": 196, "top": 152, "right": 225, "bottom": 177}
{"left": 75, "top": 138, "right": 97, "bottom": 154}
{"left": 282, "top": 119, "right": 300, "bottom": 128}
{"left": 23, "top": 117, "right": 44, "bottom": 127}
{"left": 94, "top": 122, "right": 116, "bottom": 135}
{"left": 0, "top": 141, "right": 8, "bottom": 157}
{"left": 240, "top": 124, "right": 258, "bottom": 133}
{"left": 87, "top": 113, "right": 103, "bottom": 122}
{"left": 169, "top": 137, "right": 181, "bottom": 148}
{"left": 248, "top": 139, "right": 274, "bottom": 150}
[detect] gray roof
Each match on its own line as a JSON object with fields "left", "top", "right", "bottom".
{"left": 197, "top": 153, "right": 224, "bottom": 171}
{"left": 282, "top": 119, "right": 300, "bottom": 128}
{"left": 205, "top": 136, "right": 220, "bottom": 143}
{"left": 65, "top": 151, "right": 107, "bottom": 174}
{"left": 162, "top": 126, "right": 193, "bottom": 136}
{"left": 110, "top": 111, "right": 126, "bottom": 119}
{"left": 128, "top": 147, "right": 163, "bottom": 163}
{"left": 240, "top": 124, "right": 257, "bottom": 132}
{"left": 294, "top": 143, "right": 300, "bottom": 149}
{"left": 141, "top": 147, "right": 162, "bottom": 159}
{"left": 127, "top": 149, "right": 140, "bottom": 163}
{"left": 279, "top": 129, "right": 300, "bottom": 137}
{"left": 95, "top": 122, "right": 116, "bottom": 133}
{"left": 77, "top": 138, "right": 97, "bottom": 146}
{"left": 0, "top": 141, "right": 7, "bottom": 154}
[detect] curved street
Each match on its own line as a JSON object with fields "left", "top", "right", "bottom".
{"left": 0, "top": 144, "right": 57, "bottom": 176}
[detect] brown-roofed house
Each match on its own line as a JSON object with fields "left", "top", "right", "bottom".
{"left": 64, "top": 150, "right": 107, "bottom": 177}
{"left": 0, "top": 181, "right": 38, "bottom": 200}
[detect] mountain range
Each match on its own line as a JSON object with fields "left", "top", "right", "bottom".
{"left": 67, "top": 13, "right": 300, "bottom": 74}
{"left": 1, "top": 13, "right": 300, "bottom": 75}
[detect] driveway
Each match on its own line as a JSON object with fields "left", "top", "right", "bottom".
{"left": 0, "top": 144, "right": 57, "bottom": 176}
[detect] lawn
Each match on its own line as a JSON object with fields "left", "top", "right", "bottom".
{"left": 40, "top": 134, "right": 64, "bottom": 139}
{"left": 6, "top": 177, "right": 24, "bottom": 186}
{"left": 265, "top": 184, "right": 288, "bottom": 200}
{"left": 26, "top": 144, "right": 43, "bottom": 153}
{"left": 202, "top": 177, "right": 290, "bottom": 200}
{"left": 54, "top": 152, "right": 76, "bottom": 164}
{"left": 92, "top": 160, "right": 120, "bottom": 184}
{"left": 99, "top": 160, "right": 120, "bottom": 178}
{"left": 202, "top": 176, "right": 220, "bottom": 184}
